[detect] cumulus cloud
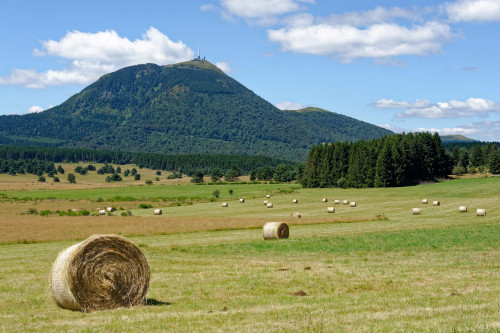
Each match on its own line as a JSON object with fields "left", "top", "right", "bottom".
{"left": 276, "top": 101, "right": 304, "bottom": 110}
{"left": 268, "top": 21, "right": 453, "bottom": 63}
{"left": 374, "top": 97, "right": 500, "bottom": 118}
{"left": 377, "top": 123, "right": 405, "bottom": 133}
{"left": 215, "top": 61, "right": 232, "bottom": 73}
{"left": 445, "top": 0, "right": 500, "bottom": 22}
{"left": 414, "top": 120, "right": 500, "bottom": 140}
{"left": 28, "top": 105, "right": 44, "bottom": 113}
{"left": 0, "top": 27, "right": 194, "bottom": 89}
{"left": 319, "top": 6, "right": 419, "bottom": 26}
{"left": 219, "top": 0, "right": 314, "bottom": 25}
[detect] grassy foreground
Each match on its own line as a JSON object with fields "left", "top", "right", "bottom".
{"left": 0, "top": 177, "right": 499, "bottom": 332}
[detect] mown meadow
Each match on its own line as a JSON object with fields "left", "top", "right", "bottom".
{"left": 0, "top": 173, "right": 499, "bottom": 332}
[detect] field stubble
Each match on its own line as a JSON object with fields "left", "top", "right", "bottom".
{"left": 0, "top": 176, "right": 498, "bottom": 331}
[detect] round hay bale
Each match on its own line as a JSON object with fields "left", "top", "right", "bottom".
{"left": 413, "top": 208, "right": 421, "bottom": 215}
{"left": 327, "top": 207, "right": 335, "bottom": 213}
{"left": 263, "top": 222, "right": 289, "bottom": 240}
{"left": 98, "top": 209, "right": 106, "bottom": 216}
{"left": 264, "top": 200, "right": 268, "bottom": 205}
{"left": 476, "top": 208, "right": 486, "bottom": 216}
{"left": 292, "top": 199, "right": 298, "bottom": 204}
{"left": 267, "top": 203, "right": 273, "bottom": 208}
{"left": 106, "top": 207, "right": 114, "bottom": 212}
{"left": 51, "top": 234, "right": 150, "bottom": 312}
{"left": 459, "top": 206, "right": 467, "bottom": 213}
{"left": 433, "top": 201, "right": 440, "bottom": 206}
{"left": 343, "top": 200, "right": 349, "bottom": 205}
{"left": 266, "top": 194, "right": 271, "bottom": 198}
{"left": 239, "top": 198, "right": 245, "bottom": 203}
{"left": 322, "top": 198, "right": 328, "bottom": 203}
{"left": 153, "top": 209, "right": 162, "bottom": 215}
{"left": 290, "top": 212, "right": 301, "bottom": 218}
{"left": 350, "top": 202, "right": 356, "bottom": 207}
{"left": 222, "top": 202, "right": 228, "bottom": 207}
{"left": 334, "top": 200, "right": 340, "bottom": 204}
{"left": 422, "top": 199, "right": 428, "bottom": 204}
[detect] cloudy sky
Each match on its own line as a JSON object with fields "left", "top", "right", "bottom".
{"left": 1, "top": 0, "right": 500, "bottom": 141}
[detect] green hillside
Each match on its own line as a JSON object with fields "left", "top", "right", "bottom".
{"left": 0, "top": 61, "right": 392, "bottom": 160}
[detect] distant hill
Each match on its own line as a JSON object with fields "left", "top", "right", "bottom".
{"left": 0, "top": 60, "right": 392, "bottom": 160}
{"left": 440, "top": 135, "right": 479, "bottom": 143}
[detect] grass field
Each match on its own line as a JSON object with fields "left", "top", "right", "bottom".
{"left": 0, "top": 173, "right": 499, "bottom": 332}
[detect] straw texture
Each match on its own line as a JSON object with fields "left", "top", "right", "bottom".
{"left": 263, "top": 222, "right": 289, "bottom": 240}
{"left": 51, "top": 234, "right": 150, "bottom": 312}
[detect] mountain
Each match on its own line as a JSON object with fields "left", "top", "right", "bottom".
{"left": 0, "top": 60, "right": 392, "bottom": 160}
{"left": 440, "top": 135, "right": 479, "bottom": 143}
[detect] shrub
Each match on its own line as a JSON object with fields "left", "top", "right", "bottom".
{"left": 38, "top": 175, "right": 46, "bottom": 182}
{"left": 145, "top": 180, "right": 153, "bottom": 185}
{"left": 452, "top": 165, "right": 467, "bottom": 175}
{"left": 139, "top": 203, "right": 152, "bottom": 209}
{"left": 212, "top": 190, "right": 220, "bottom": 198}
{"left": 134, "top": 174, "right": 141, "bottom": 180}
{"left": 228, "top": 189, "right": 234, "bottom": 195}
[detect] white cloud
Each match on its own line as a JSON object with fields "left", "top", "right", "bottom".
{"left": 414, "top": 120, "right": 500, "bottom": 140}
{"left": 28, "top": 105, "right": 43, "bottom": 113}
{"left": 215, "top": 61, "right": 232, "bottom": 73}
{"left": 374, "top": 97, "right": 500, "bottom": 118}
{"left": 0, "top": 27, "right": 194, "bottom": 89}
{"left": 276, "top": 101, "right": 304, "bottom": 110}
{"left": 445, "top": 0, "right": 500, "bottom": 22}
{"left": 319, "top": 6, "right": 419, "bottom": 27}
{"left": 268, "top": 21, "right": 453, "bottom": 63}
{"left": 377, "top": 123, "right": 405, "bottom": 133}
{"left": 219, "top": 0, "right": 314, "bottom": 25}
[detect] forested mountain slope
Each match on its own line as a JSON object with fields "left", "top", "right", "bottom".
{"left": 0, "top": 61, "right": 392, "bottom": 160}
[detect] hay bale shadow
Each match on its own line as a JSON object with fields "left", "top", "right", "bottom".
{"left": 146, "top": 298, "right": 172, "bottom": 306}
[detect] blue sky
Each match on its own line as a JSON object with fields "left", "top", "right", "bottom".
{"left": 1, "top": 0, "right": 500, "bottom": 141}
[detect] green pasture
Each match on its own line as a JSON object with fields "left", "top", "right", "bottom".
{"left": 0, "top": 177, "right": 499, "bottom": 332}
{"left": 1, "top": 183, "right": 299, "bottom": 202}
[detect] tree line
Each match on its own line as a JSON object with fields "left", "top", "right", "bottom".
{"left": 0, "top": 145, "right": 294, "bottom": 176}
{"left": 301, "top": 132, "right": 452, "bottom": 188}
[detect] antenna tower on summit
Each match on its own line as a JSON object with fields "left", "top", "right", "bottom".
{"left": 193, "top": 44, "right": 205, "bottom": 61}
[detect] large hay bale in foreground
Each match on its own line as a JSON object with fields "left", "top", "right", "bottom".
{"left": 263, "top": 222, "right": 289, "bottom": 240}
{"left": 153, "top": 209, "right": 162, "bottom": 215}
{"left": 51, "top": 234, "right": 150, "bottom": 312}
{"left": 477, "top": 208, "right": 486, "bottom": 216}
{"left": 459, "top": 206, "right": 467, "bottom": 213}
{"left": 413, "top": 208, "right": 421, "bottom": 215}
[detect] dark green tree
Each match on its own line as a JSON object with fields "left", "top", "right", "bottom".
{"left": 191, "top": 169, "right": 204, "bottom": 183}
{"left": 67, "top": 173, "right": 76, "bottom": 183}
{"left": 210, "top": 168, "right": 224, "bottom": 183}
